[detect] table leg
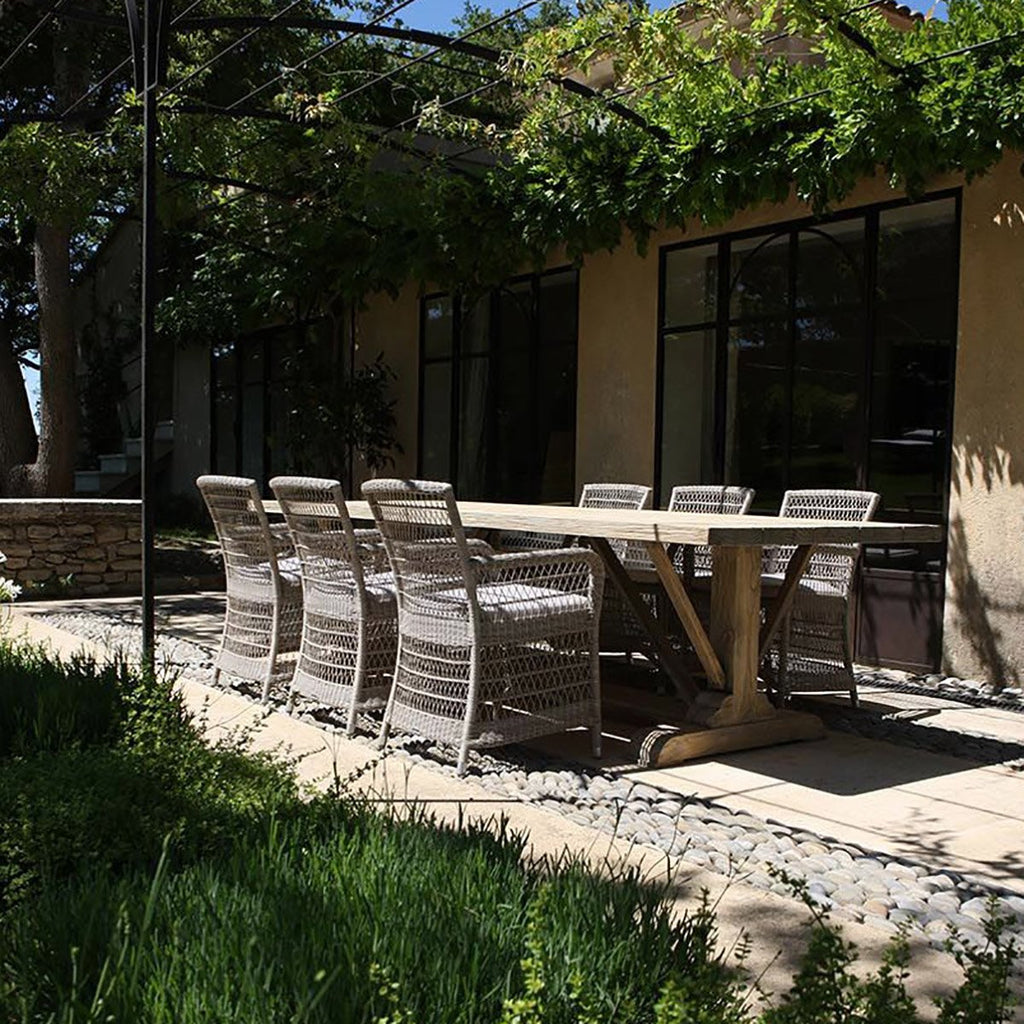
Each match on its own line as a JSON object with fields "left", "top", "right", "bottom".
{"left": 586, "top": 536, "right": 699, "bottom": 704}
{"left": 703, "top": 545, "right": 776, "bottom": 728}
{"left": 644, "top": 541, "right": 725, "bottom": 689}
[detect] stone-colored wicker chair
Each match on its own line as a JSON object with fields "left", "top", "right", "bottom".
{"left": 197, "top": 475, "right": 303, "bottom": 702}
{"left": 363, "top": 479, "right": 604, "bottom": 775}
{"left": 497, "top": 483, "right": 652, "bottom": 558}
{"left": 763, "top": 488, "right": 880, "bottom": 704}
{"left": 667, "top": 484, "right": 756, "bottom": 577}
{"left": 270, "top": 476, "right": 398, "bottom": 736}
{"left": 578, "top": 483, "right": 653, "bottom": 654}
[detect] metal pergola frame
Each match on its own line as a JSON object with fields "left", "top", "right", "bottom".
{"left": 3, "top": 0, "right": 992, "bottom": 669}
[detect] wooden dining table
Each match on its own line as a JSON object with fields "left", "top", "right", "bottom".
{"left": 266, "top": 498, "right": 943, "bottom": 764}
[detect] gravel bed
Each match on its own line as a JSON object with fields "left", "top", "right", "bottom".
{"left": 800, "top": 698, "right": 1024, "bottom": 771}
{"left": 858, "top": 666, "right": 1024, "bottom": 714}
{"left": 26, "top": 607, "right": 1024, "bottom": 951}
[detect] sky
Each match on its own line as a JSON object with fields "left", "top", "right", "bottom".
{"left": 18, "top": 0, "right": 945, "bottom": 425}
{"left": 407, "top": 0, "right": 945, "bottom": 31}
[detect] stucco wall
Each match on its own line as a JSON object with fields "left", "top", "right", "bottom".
{"left": 353, "top": 283, "right": 421, "bottom": 484}
{"left": 0, "top": 500, "right": 141, "bottom": 596}
{"left": 943, "top": 155, "right": 1024, "bottom": 684}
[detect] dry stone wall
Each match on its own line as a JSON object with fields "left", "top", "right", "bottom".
{"left": 0, "top": 500, "right": 141, "bottom": 597}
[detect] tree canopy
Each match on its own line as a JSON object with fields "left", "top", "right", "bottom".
{"left": 0, "top": 0, "right": 1022, "bottom": 490}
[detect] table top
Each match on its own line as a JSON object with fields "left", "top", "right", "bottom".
{"left": 264, "top": 499, "right": 944, "bottom": 547}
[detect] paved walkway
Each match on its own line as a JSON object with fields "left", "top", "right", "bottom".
{"left": 8, "top": 596, "right": 1024, "bottom": 1016}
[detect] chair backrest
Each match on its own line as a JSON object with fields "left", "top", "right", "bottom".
{"left": 668, "top": 485, "right": 755, "bottom": 575}
{"left": 270, "top": 476, "right": 365, "bottom": 605}
{"left": 362, "top": 479, "right": 474, "bottom": 621}
{"left": 579, "top": 483, "right": 652, "bottom": 512}
{"left": 580, "top": 483, "right": 652, "bottom": 562}
{"left": 197, "top": 475, "right": 281, "bottom": 595}
{"left": 777, "top": 488, "right": 881, "bottom": 592}
{"left": 668, "top": 485, "right": 755, "bottom": 517}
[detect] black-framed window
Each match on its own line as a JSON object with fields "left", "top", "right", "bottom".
{"left": 210, "top": 329, "right": 294, "bottom": 486}
{"left": 419, "top": 268, "right": 579, "bottom": 502}
{"left": 657, "top": 193, "right": 959, "bottom": 573}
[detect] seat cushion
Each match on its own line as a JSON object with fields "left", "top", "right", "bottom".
{"left": 277, "top": 555, "right": 303, "bottom": 587}
{"left": 761, "top": 572, "right": 846, "bottom": 600}
{"left": 435, "top": 582, "right": 590, "bottom": 624}
{"left": 362, "top": 571, "right": 398, "bottom": 605}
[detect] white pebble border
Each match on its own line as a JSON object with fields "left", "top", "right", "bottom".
{"left": 26, "top": 608, "right": 1024, "bottom": 952}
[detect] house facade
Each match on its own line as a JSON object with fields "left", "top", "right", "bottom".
{"left": 168, "top": 151, "right": 1024, "bottom": 685}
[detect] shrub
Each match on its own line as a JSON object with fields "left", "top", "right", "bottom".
{"left": 0, "top": 637, "right": 297, "bottom": 915}
{"left": 0, "top": 802, "right": 745, "bottom": 1024}
{"left": 0, "top": 642, "right": 126, "bottom": 757}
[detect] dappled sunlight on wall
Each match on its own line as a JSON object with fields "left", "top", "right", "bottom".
{"left": 944, "top": 158, "right": 1024, "bottom": 684}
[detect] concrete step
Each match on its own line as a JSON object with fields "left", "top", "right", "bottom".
{"left": 74, "top": 470, "right": 102, "bottom": 494}
{"left": 99, "top": 453, "right": 141, "bottom": 475}
{"left": 124, "top": 421, "right": 174, "bottom": 457}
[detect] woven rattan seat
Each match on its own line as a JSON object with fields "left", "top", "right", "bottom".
{"left": 198, "top": 475, "right": 303, "bottom": 702}
{"left": 764, "top": 488, "right": 880, "bottom": 704}
{"left": 270, "top": 476, "right": 399, "bottom": 737}
{"left": 363, "top": 479, "right": 604, "bottom": 775}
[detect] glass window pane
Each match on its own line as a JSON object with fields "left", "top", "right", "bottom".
{"left": 458, "top": 355, "right": 490, "bottom": 498}
{"left": 423, "top": 296, "right": 454, "bottom": 359}
{"left": 497, "top": 282, "right": 532, "bottom": 352}
{"left": 663, "top": 244, "right": 718, "bottom": 328}
{"left": 877, "top": 198, "right": 957, "bottom": 303}
{"left": 790, "top": 312, "right": 864, "bottom": 490}
{"left": 461, "top": 295, "right": 490, "bottom": 355}
{"left": 659, "top": 330, "right": 716, "bottom": 491}
{"left": 724, "top": 320, "right": 788, "bottom": 509}
{"left": 866, "top": 198, "right": 957, "bottom": 571}
{"left": 797, "top": 219, "right": 865, "bottom": 311}
{"left": 539, "top": 270, "right": 578, "bottom": 347}
{"left": 537, "top": 343, "right": 577, "bottom": 503}
{"left": 729, "top": 233, "right": 789, "bottom": 321}
{"left": 240, "top": 344, "right": 264, "bottom": 483}
{"left": 421, "top": 362, "right": 452, "bottom": 479}
{"left": 491, "top": 348, "right": 534, "bottom": 501}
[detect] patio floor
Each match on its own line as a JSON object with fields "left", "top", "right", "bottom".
{"left": 13, "top": 591, "right": 1024, "bottom": 893}
{"left": 8, "top": 593, "right": 1024, "bottom": 1012}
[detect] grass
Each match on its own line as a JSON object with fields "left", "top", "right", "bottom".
{"left": 0, "top": 631, "right": 1019, "bottom": 1023}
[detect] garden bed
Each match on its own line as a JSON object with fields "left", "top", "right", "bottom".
{"left": 0, "top": 634, "right": 1018, "bottom": 1022}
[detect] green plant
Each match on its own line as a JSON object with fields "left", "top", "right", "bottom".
{"left": 0, "top": 637, "right": 297, "bottom": 916}
{"left": 281, "top": 344, "right": 402, "bottom": 479}
{"left": 0, "top": 642, "right": 124, "bottom": 758}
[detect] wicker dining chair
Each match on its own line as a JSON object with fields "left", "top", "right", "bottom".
{"left": 197, "top": 475, "right": 303, "bottom": 702}
{"left": 497, "top": 483, "right": 652, "bottom": 557}
{"left": 270, "top": 476, "right": 398, "bottom": 736}
{"left": 763, "top": 488, "right": 880, "bottom": 705}
{"left": 363, "top": 479, "right": 604, "bottom": 775}
{"left": 576, "top": 483, "right": 653, "bottom": 654}
{"left": 667, "top": 484, "right": 756, "bottom": 577}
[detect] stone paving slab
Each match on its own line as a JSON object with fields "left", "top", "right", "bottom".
{"left": 3, "top": 607, "right": 979, "bottom": 1017}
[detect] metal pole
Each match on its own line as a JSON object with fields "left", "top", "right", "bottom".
{"left": 140, "top": 0, "right": 157, "bottom": 670}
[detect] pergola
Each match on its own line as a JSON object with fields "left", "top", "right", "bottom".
{"left": 1, "top": 0, "right": 998, "bottom": 663}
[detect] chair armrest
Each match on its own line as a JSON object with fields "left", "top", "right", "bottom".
{"left": 470, "top": 548, "right": 604, "bottom": 591}
{"left": 350, "top": 528, "right": 391, "bottom": 575}
{"left": 465, "top": 538, "right": 495, "bottom": 557}
{"left": 268, "top": 521, "right": 294, "bottom": 558}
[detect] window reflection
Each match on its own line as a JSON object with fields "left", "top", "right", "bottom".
{"left": 419, "top": 270, "right": 579, "bottom": 502}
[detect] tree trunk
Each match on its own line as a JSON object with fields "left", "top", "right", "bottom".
{"left": 7, "top": 223, "right": 78, "bottom": 496}
{"left": 0, "top": 323, "right": 37, "bottom": 495}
